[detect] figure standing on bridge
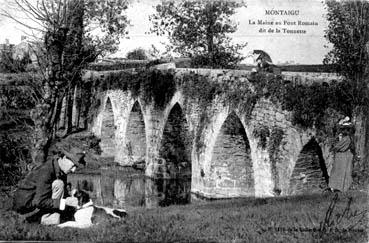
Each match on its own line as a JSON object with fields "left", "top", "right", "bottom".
{"left": 328, "top": 118, "right": 354, "bottom": 192}
{"left": 246, "top": 50, "right": 280, "bottom": 81}
{"left": 251, "top": 50, "right": 275, "bottom": 73}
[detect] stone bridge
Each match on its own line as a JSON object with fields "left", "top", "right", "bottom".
{"left": 81, "top": 66, "right": 339, "bottom": 199}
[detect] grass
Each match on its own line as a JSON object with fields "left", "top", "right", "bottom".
{"left": 0, "top": 189, "right": 367, "bottom": 242}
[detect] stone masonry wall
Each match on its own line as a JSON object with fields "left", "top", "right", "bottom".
{"left": 208, "top": 112, "right": 254, "bottom": 197}
{"left": 100, "top": 97, "right": 115, "bottom": 159}
{"left": 289, "top": 139, "right": 328, "bottom": 195}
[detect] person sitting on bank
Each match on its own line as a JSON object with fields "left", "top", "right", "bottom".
{"left": 12, "top": 147, "right": 86, "bottom": 225}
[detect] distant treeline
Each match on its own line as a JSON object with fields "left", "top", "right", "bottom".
{"left": 238, "top": 64, "right": 338, "bottom": 73}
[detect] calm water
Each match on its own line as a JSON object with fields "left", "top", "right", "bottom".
{"left": 68, "top": 168, "right": 191, "bottom": 209}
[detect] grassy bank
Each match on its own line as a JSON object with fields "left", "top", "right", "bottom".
{"left": 0, "top": 189, "right": 367, "bottom": 242}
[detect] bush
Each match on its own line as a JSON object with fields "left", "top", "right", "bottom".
{"left": 0, "top": 51, "right": 32, "bottom": 73}
{"left": 0, "top": 132, "right": 31, "bottom": 187}
{"left": 126, "top": 48, "right": 148, "bottom": 60}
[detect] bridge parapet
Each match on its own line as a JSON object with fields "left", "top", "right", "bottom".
{"left": 83, "top": 66, "right": 341, "bottom": 89}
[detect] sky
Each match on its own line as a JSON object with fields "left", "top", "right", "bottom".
{"left": 0, "top": 0, "right": 331, "bottom": 64}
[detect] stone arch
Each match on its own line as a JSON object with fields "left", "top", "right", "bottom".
{"left": 159, "top": 103, "right": 191, "bottom": 178}
{"left": 209, "top": 111, "right": 254, "bottom": 196}
{"left": 288, "top": 138, "right": 328, "bottom": 195}
{"left": 125, "top": 100, "right": 147, "bottom": 164}
{"left": 100, "top": 97, "right": 116, "bottom": 159}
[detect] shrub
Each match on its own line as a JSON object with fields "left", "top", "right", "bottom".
{"left": 0, "top": 132, "right": 32, "bottom": 187}
{"left": 126, "top": 48, "right": 148, "bottom": 60}
{"left": 0, "top": 51, "right": 32, "bottom": 73}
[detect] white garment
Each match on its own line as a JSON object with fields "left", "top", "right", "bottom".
{"left": 57, "top": 200, "right": 94, "bottom": 229}
{"left": 57, "top": 200, "right": 126, "bottom": 228}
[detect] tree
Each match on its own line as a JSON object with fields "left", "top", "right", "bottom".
{"left": 126, "top": 47, "right": 148, "bottom": 60}
{"left": 324, "top": 0, "right": 369, "bottom": 106}
{"left": 324, "top": 0, "right": 369, "bottom": 173}
{"left": 149, "top": 0, "right": 246, "bottom": 69}
{"left": 2, "top": 0, "right": 130, "bottom": 166}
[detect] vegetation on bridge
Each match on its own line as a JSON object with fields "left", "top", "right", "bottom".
{"left": 88, "top": 68, "right": 176, "bottom": 112}
{"left": 179, "top": 70, "right": 351, "bottom": 138}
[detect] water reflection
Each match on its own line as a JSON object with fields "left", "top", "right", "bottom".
{"left": 68, "top": 168, "right": 191, "bottom": 209}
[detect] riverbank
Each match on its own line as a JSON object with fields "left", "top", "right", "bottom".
{"left": 0, "top": 188, "right": 367, "bottom": 242}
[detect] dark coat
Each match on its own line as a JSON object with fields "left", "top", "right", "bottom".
{"left": 13, "top": 157, "right": 68, "bottom": 214}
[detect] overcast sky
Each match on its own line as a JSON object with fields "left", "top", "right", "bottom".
{"left": 0, "top": 0, "right": 331, "bottom": 64}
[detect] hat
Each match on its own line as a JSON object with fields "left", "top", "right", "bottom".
{"left": 60, "top": 147, "right": 86, "bottom": 167}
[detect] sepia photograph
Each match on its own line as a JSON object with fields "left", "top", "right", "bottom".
{"left": 0, "top": 0, "right": 368, "bottom": 242}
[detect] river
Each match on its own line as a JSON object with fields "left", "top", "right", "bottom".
{"left": 68, "top": 167, "right": 191, "bottom": 209}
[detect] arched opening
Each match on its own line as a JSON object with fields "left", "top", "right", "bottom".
{"left": 289, "top": 138, "right": 328, "bottom": 195}
{"left": 100, "top": 97, "right": 115, "bottom": 159}
{"left": 125, "top": 101, "right": 146, "bottom": 164}
{"left": 210, "top": 112, "right": 254, "bottom": 196}
{"left": 159, "top": 103, "right": 191, "bottom": 178}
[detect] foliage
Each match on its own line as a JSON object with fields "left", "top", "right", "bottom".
{"left": 281, "top": 80, "right": 354, "bottom": 135}
{"left": 87, "top": 135, "right": 102, "bottom": 155}
{"left": 83, "top": 0, "right": 130, "bottom": 56}
{"left": 252, "top": 125, "right": 270, "bottom": 149}
{"left": 0, "top": 50, "right": 32, "bottom": 73}
{"left": 181, "top": 72, "right": 221, "bottom": 107}
{"left": 282, "top": 82, "right": 330, "bottom": 128}
{"left": 0, "top": 131, "right": 32, "bottom": 187}
{"left": 0, "top": 75, "right": 37, "bottom": 130}
{"left": 246, "top": 74, "right": 352, "bottom": 132}
{"left": 324, "top": 0, "right": 369, "bottom": 173}
{"left": 0, "top": 74, "right": 40, "bottom": 184}
{"left": 179, "top": 71, "right": 255, "bottom": 152}
{"left": 2, "top": 0, "right": 131, "bottom": 165}
{"left": 87, "top": 69, "right": 176, "bottom": 118}
{"left": 150, "top": 1, "right": 246, "bottom": 68}
{"left": 268, "top": 128, "right": 284, "bottom": 158}
{"left": 0, "top": 84, "right": 37, "bottom": 111}
{"left": 324, "top": 0, "right": 369, "bottom": 107}
{"left": 180, "top": 71, "right": 257, "bottom": 114}
{"left": 126, "top": 48, "right": 148, "bottom": 60}
{"left": 87, "top": 60, "right": 148, "bottom": 71}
